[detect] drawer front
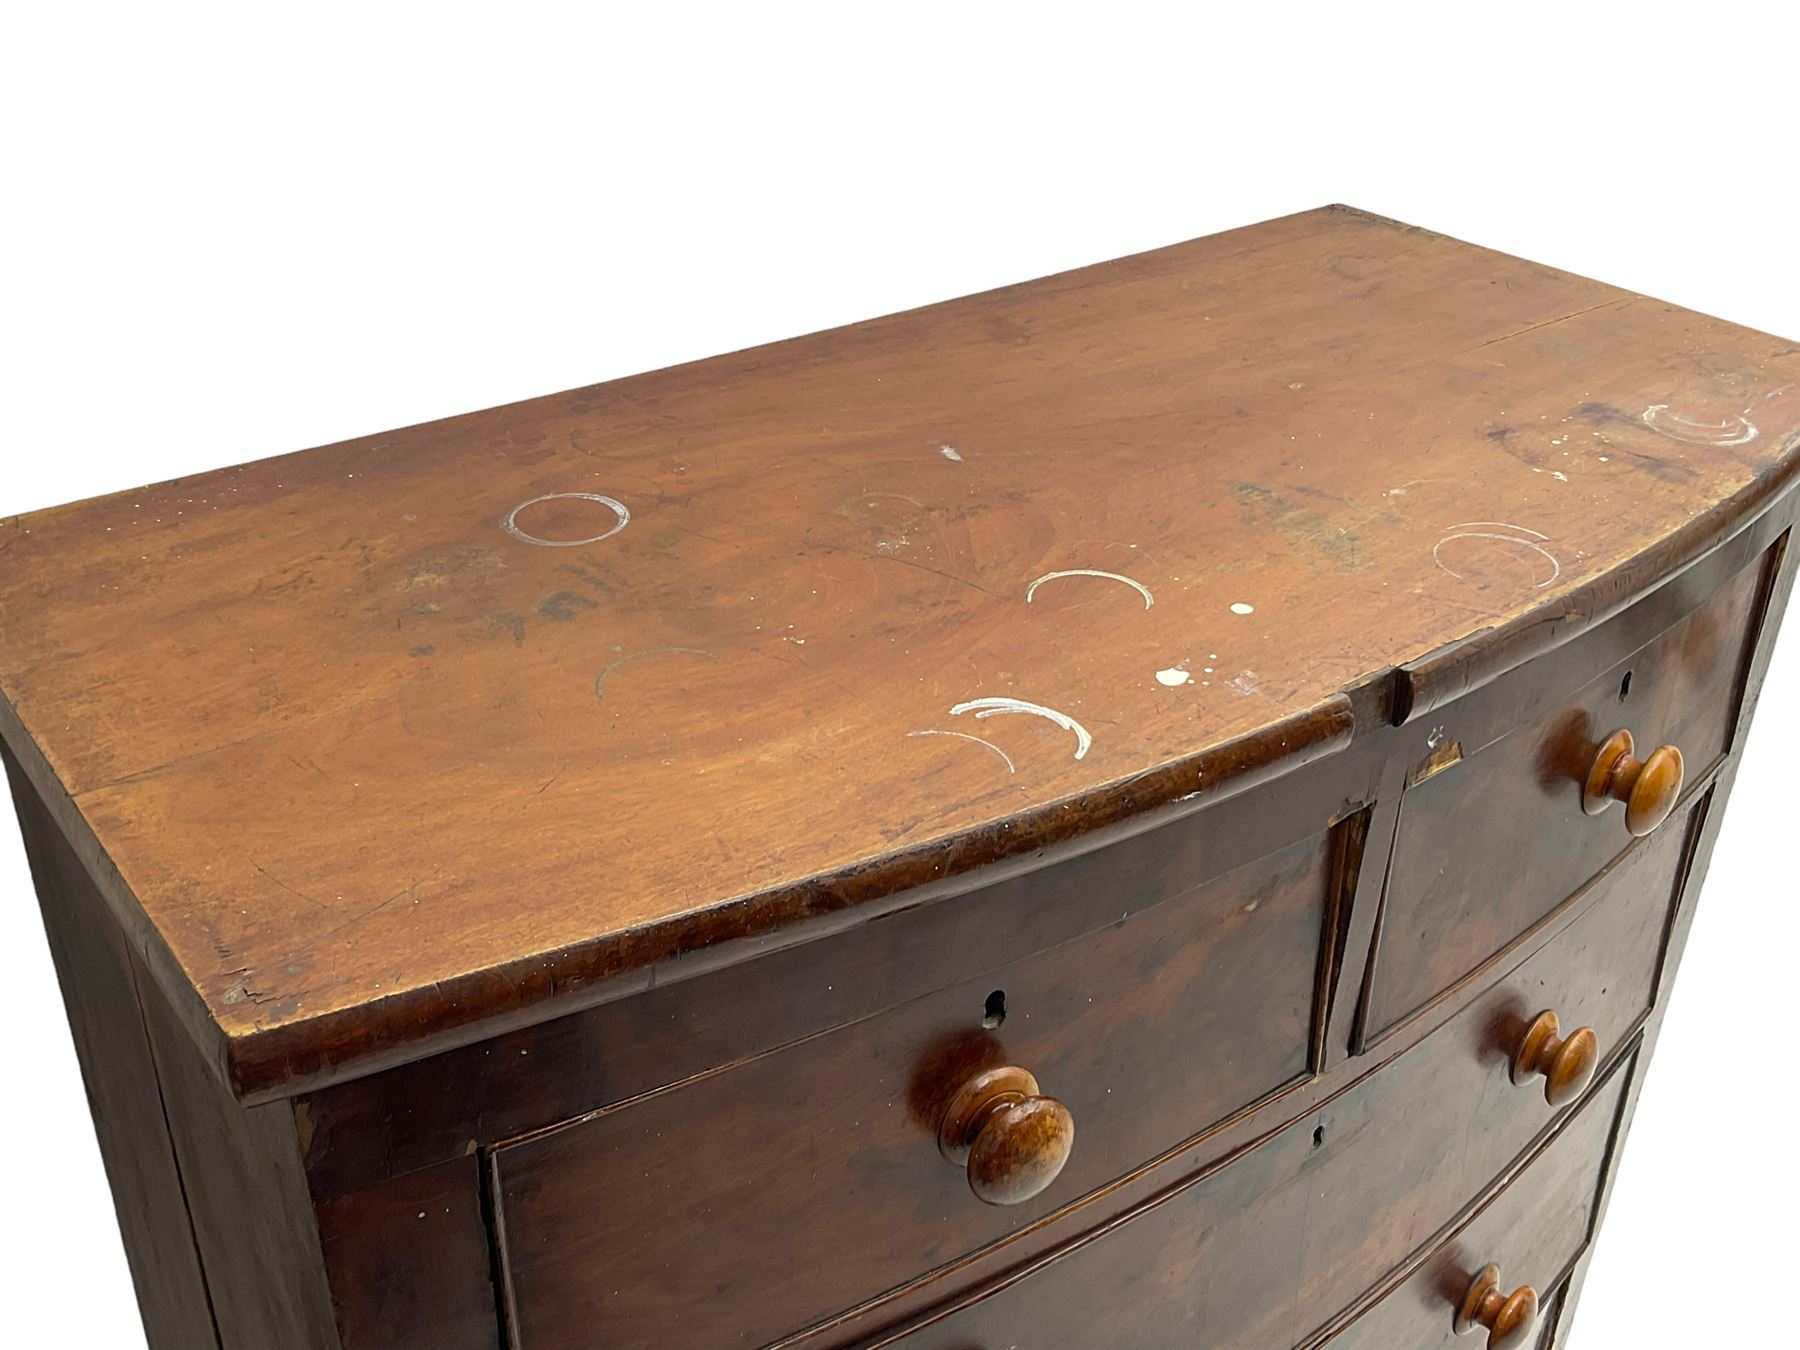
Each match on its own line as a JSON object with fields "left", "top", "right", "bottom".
{"left": 1364, "top": 552, "right": 1764, "bottom": 1042}
{"left": 857, "top": 810, "right": 1689, "bottom": 1350}
{"left": 1323, "top": 1054, "right": 1634, "bottom": 1350}
{"left": 493, "top": 830, "right": 1336, "bottom": 1350}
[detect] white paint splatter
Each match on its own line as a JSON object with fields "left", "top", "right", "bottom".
{"left": 1229, "top": 602, "right": 1255, "bottom": 615}
{"left": 949, "top": 697, "right": 1093, "bottom": 760}
{"left": 501, "top": 492, "right": 631, "bottom": 547}
{"left": 939, "top": 444, "right": 964, "bottom": 462}
{"left": 907, "top": 728, "right": 1015, "bottom": 774}
{"left": 1155, "top": 666, "right": 1193, "bottom": 687}
{"left": 1641, "top": 404, "right": 1758, "bottom": 447}
{"left": 1025, "top": 569, "right": 1154, "bottom": 610}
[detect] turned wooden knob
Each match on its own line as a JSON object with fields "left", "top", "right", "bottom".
{"left": 1454, "top": 1265, "right": 1538, "bottom": 1349}
{"left": 1582, "top": 729, "right": 1683, "bottom": 837}
{"left": 1510, "top": 1010, "right": 1598, "bottom": 1107}
{"left": 937, "top": 1065, "right": 1074, "bottom": 1206}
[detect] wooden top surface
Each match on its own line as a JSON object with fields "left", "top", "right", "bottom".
{"left": 4, "top": 206, "right": 1798, "bottom": 1097}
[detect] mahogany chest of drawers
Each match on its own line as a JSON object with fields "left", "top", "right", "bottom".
{"left": 3, "top": 206, "right": 1796, "bottom": 1348}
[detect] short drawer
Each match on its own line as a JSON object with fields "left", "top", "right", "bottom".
{"left": 491, "top": 829, "right": 1337, "bottom": 1350}
{"left": 855, "top": 806, "right": 1688, "bottom": 1350}
{"left": 1362, "top": 550, "right": 1766, "bottom": 1043}
{"left": 1322, "top": 1055, "right": 1633, "bottom": 1350}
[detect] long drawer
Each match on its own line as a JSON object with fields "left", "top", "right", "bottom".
{"left": 490, "top": 829, "right": 1337, "bottom": 1349}
{"left": 1322, "top": 1053, "right": 1635, "bottom": 1349}
{"left": 850, "top": 803, "right": 1691, "bottom": 1349}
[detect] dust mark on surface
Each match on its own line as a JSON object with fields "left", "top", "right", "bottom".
{"left": 501, "top": 492, "right": 631, "bottom": 547}
{"left": 1230, "top": 481, "right": 1374, "bottom": 572}
{"left": 536, "top": 590, "right": 598, "bottom": 622}
{"left": 488, "top": 612, "right": 526, "bottom": 647}
{"left": 595, "top": 647, "right": 722, "bottom": 698}
{"left": 409, "top": 644, "right": 435, "bottom": 658}
{"left": 949, "top": 697, "right": 1093, "bottom": 760}
{"left": 1641, "top": 405, "right": 1759, "bottom": 447}
{"left": 1025, "top": 569, "right": 1154, "bottom": 610}
{"left": 906, "top": 728, "right": 1016, "bottom": 774}
{"left": 939, "top": 445, "right": 964, "bottom": 463}
{"left": 1225, "top": 671, "right": 1261, "bottom": 696}
{"left": 1284, "top": 483, "right": 1407, "bottom": 529}
{"left": 1433, "top": 522, "right": 1561, "bottom": 588}
{"left": 396, "top": 545, "right": 510, "bottom": 594}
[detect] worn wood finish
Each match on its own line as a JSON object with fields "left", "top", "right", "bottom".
{"left": 1361, "top": 548, "right": 1768, "bottom": 1045}
{"left": 3, "top": 214, "right": 1797, "bottom": 1350}
{"left": 493, "top": 831, "right": 1333, "bottom": 1350}
{"left": 3, "top": 209, "right": 1798, "bottom": 1098}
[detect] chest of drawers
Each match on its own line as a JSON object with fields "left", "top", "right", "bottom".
{"left": 3, "top": 206, "right": 1796, "bottom": 1348}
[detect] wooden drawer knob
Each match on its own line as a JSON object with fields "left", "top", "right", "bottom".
{"left": 1583, "top": 729, "right": 1683, "bottom": 837}
{"left": 1510, "top": 1010, "right": 1598, "bottom": 1107}
{"left": 937, "top": 1065, "right": 1074, "bottom": 1206}
{"left": 1455, "top": 1265, "right": 1538, "bottom": 1349}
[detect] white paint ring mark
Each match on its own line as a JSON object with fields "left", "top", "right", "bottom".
{"left": 1229, "top": 602, "right": 1255, "bottom": 615}
{"left": 1641, "top": 405, "right": 1758, "bottom": 447}
{"left": 1155, "top": 667, "right": 1193, "bottom": 687}
{"left": 906, "top": 728, "right": 1015, "bottom": 774}
{"left": 939, "top": 444, "right": 964, "bottom": 462}
{"left": 949, "top": 697, "right": 1093, "bottom": 760}
{"left": 502, "top": 492, "right": 631, "bottom": 547}
{"left": 1025, "top": 569, "right": 1153, "bottom": 610}
{"left": 1432, "top": 532, "right": 1562, "bottom": 588}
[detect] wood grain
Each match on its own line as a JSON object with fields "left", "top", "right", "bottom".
{"left": 2, "top": 207, "right": 1797, "bottom": 1097}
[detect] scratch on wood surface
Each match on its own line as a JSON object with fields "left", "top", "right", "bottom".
{"left": 595, "top": 648, "right": 723, "bottom": 698}
{"left": 906, "top": 728, "right": 1017, "bottom": 774}
{"left": 859, "top": 550, "right": 998, "bottom": 599}
{"left": 80, "top": 689, "right": 408, "bottom": 798}
{"left": 251, "top": 861, "right": 334, "bottom": 916}
{"left": 1459, "top": 296, "right": 1635, "bottom": 355}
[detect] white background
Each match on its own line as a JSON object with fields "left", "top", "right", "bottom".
{"left": 2, "top": 6, "right": 1795, "bottom": 1346}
